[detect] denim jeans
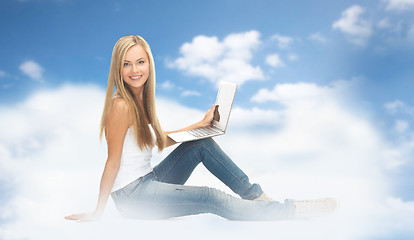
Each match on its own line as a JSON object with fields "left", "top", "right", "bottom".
{"left": 111, "top": 138, "right": 295, "bottom": 220}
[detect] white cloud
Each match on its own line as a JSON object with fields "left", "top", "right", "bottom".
{"left": 308, "top": 32, "right": 327, "bottom": 43}
{"left": 170, "top": 31, "right": 264, "bottom": 86}
{"left": 156, "top": 98, "right": 204, "bottom": 131}
{"left": 0, "top": 84, "right": 108, "bottom": 239}
{"left": 384, "top": 0, "right": 414, "bottom": 11}
{"left": 384, "top": 100, "right": 414, "bottom": 116}
{"left": 386, "top": 196, "right": 414, "bottom": 212}
{"left": 159, "top": 80, "right": 203, "bottom": 98}
{"left": 383, "top": 100, "right": 414, "bottom": 169}
{"left": 226, "top": 80, "right": 413, "bottom": 238}
{"left": 0, "top": 70, "right": 6, "bottom": 78}
{"left": 0, "top": 83, "right": 414, "bottom": 239}
{"left": 19, "top": 60, "right": 44, "bottom": 82}
{"left": 181, "top": 90, "right": 201, "bottom": 97}
{"left": 160, "top": 80, "right": 175, "bottom": 90}
{"left": 229, "top": 107, "right": 284, "bottom": 130}
{"left": 0, "top": 71, "right": 14, "bottom": 88}
{"left": 408, "top": 25, "right": 414, "bottom": 41}
{"left": 288, "top": 54, "right": 298, "bottom": 61}
{"left": 377, "top": 17, "right": 393, "bottom": 29}
{"left": 251, "top": 81, "right": 347, "bottom": 104}
{"left": 379, "top": 197, "right": 414, "bottom": 232}
{"left": 376, "top": 18, "right": 409, "bottom": 37}
{"left": 385, "top": 100, "right": 405, "bottom": 113}
{"left": 271, "top": 34, "right": 294, "bottom": 49}
{"left": 374, "top": 18, "right": 414, "bottom": 46}
{"left": 223, "top": 31, "right": 261, "bottom": 59}
{"left": 265, "top": 53, "right": 284, "bottom": 68}
{"left": 394, "top": 120, "right": 410, "bottom": 133}
{"left": 333, "top": 5, "right": 373, "bottom": 46}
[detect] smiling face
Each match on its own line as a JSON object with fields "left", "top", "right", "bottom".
{"left": 121, "top": 44, "right": 150, "bottom": 97}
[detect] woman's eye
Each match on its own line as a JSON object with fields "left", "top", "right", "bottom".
{"left": 123, "top": 62, "right": 130, "bottom": 67}
{"left": 138, "top": 60, "right": 144, "bottom": 64}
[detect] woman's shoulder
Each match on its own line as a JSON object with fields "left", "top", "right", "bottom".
{"left": 106, "top": 97, "right": 130, "bottom": 129}
{"left": 110, "top": 97, "right": 129, "bottom": 116}
{"left": 112, "top": 95, "right": 125, "bottom": 104}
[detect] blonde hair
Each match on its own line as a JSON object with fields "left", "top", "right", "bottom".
{"left": 99, "top": 35, "right": 166, "bottom": 151}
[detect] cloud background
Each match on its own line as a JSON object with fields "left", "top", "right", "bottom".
{"left": 1, "top": 0, "right": 414, "bottom": 239}
{"left": 1, "top": 83, "right": 413, "bottom": 240}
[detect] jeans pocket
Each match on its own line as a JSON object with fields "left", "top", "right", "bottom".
{"left": 112, "top": 188, "right": 128, "bottom": 201}
{"left": 122, "top": 177, "right": 150, "bottom": 200}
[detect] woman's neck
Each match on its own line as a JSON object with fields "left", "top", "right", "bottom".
{"left": 130, "top": 87, "right": 144, "bottom": 102}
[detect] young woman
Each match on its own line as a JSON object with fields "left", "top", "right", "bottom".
{"left": 65, "top": 35, "right": 337, "bottom": 222}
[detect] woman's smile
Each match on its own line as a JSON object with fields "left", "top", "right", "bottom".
{"left": 129, "top": 75, "right": 142, "bottom": 80}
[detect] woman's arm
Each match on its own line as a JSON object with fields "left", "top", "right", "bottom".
{"left": 164, "top": 104, "right": 216, "bottom": 148}
{"left": 65, "top": 98, "right": 130, "bottom": 222}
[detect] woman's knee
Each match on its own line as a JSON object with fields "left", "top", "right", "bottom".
{"left": 194, "top": 137, "right": 216, "bottom": 147}
{"left": 179, "top": 137, "right": 216, "bottom": 150}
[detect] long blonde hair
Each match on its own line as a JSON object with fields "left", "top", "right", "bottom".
{"left": 99, "top": 35, "right": 166, "bottom": 151}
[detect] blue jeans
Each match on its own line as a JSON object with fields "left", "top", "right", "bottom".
{"left": 111, "top": 138, "right": 295, "bottom": 220}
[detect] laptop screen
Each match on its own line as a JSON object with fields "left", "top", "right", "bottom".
{"left": 212, "top": 82, "right": 237, "bottom": 131}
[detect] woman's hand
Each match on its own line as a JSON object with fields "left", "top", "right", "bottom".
{"left": 64, "top": 98, "right": 127, "bottom": 223}
{"left": 164, "top": 104, "right": 220, "bottom": 145}
{"left": 65, "top": 211, "right": 102, "bottom": 223}
{"left": 200, "top": 105, "right": 217, "bottom": 127}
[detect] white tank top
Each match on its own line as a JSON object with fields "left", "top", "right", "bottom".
{"left": 111, "top": 126, "right": 154, "bottom": 192}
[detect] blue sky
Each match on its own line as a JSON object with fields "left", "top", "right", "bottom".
{"left": 1, "top": 0, "right": 414, "bottom": 239}
{"left": 1, "top": 0, "right": 413, "bottom": 107}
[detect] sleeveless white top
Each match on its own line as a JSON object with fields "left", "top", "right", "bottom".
{"left": 111, "top": 126, "right": 155, "bottom": 192}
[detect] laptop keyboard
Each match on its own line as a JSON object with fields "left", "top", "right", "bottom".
{"left": 187, "top": 127, "right": 222, "bottom": 138}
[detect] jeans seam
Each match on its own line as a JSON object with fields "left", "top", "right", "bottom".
{"left": 157, "top": 143, "right": 194, "bottom": 182}
{"left": 199, "top": 143, "right": 245, "bottom": 184}
{"left": 159, "top": 141, "right": 245, "bottom": 186}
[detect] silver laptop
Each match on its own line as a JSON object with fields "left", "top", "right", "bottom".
{"left": 167, "top": 81, "right": 238, "bottom": 143}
